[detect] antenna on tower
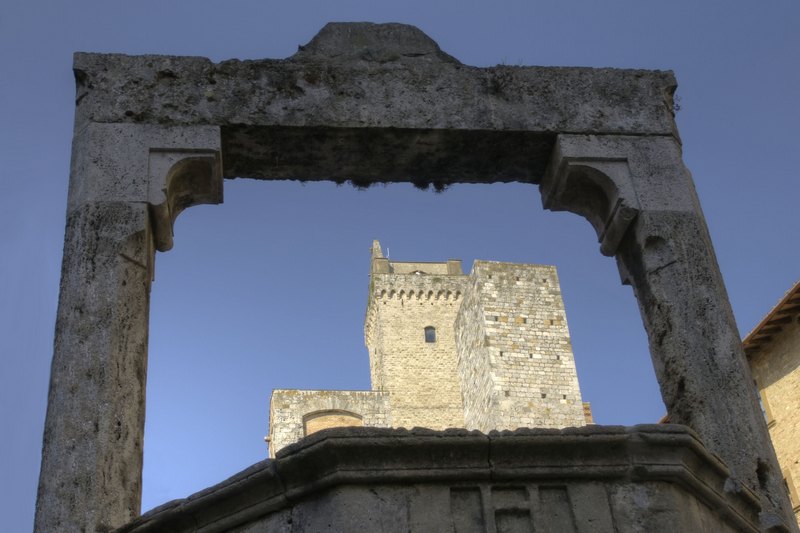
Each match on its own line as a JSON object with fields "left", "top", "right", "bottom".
{"left": 387, "top": 248, "right": 390, "bottom": 259}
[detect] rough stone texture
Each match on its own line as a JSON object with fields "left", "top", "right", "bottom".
{"left": 67, "top": 123, "right": 222, "bottom": 252}
{"left": 543, "top": 133, "right": 797, "bottom": 530}
{"left": 69, "top": 21, "right": 677, "bottom": 188}
{"left": 67, "top": 123, "right": 221, "bottom": 214}
{"left": 455, "top": 261, "right": 585, "bottom": 431}
{"left": 750, "top": 316, "right": 800, "bottom": 524}
{"left": 116, "top": 426, "right": 763, "bottom": 533}
{"left": 35, "top": 202, "right": 152, "bottom": 532}
{"left": 267, "top": 389, "right": 390, "bottom": 457}
{"left": 364, "top": 248, "right": 469, "bottom": 430}
{"left": 36, "top": 123, "right": 223, "bottom": 532}
{"left": 38, "top": 21, "right": 798, "bottom": 531}
{"left": 71, "top": 23, "right": 677, "bottom": 135}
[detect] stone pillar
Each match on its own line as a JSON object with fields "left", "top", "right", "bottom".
{"left": 35, "top": 123, "right": 222, "bottom": 532}
{"left": 541, "top": 134, "right": 797, "bottom": 531}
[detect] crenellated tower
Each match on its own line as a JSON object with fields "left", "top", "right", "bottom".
{"left": 364, "top": 240, "right": 467, "bottom": 429}
{"left": 269, "top": 240, "right": 589, "bottom": 456}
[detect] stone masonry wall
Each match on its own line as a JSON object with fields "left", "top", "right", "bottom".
{"left": 452, "top": 272, "right": 496, "bottom": 430}
{"left": 365, "top": 273, "right": 468, "bottom": 429}
{"left": 750, "top": 317, "right": 800, "bottom": 523}
{"left": 267, "top": 390, "right": 390, "bottom": 457}
{"left": 455, "top": 261, "right": 585, "bottom": 431}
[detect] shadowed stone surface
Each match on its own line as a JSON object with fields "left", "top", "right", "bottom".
{"left": 72, "top": 22, "right": 676, "bottom": 187}
{"left": 116, "top": 426, "right": 762, "bottom": 533}
{"left": 37, "top": 202, "right": 152, "bottom": 532}
{"left": 73, "top": 24, "right": 676, "bottom": 134}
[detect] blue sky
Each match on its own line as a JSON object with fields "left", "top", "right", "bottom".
{"left": 1, "top": 1, "right": 798, "bottom": 529}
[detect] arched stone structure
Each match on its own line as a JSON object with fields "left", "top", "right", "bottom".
{"left": 36, "top": 22, "right": 796, "bottom": 532}
{"left": 304, "top": 410, "right": 364, "bottom": 435}
{"left": 268, "top": 389, "right": 390, "bottom": 457}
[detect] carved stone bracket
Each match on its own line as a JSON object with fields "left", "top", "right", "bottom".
{"left": 541, "top": 135, "right": 640, "bottom": 257}
{"left": 66, "top": 123, "right": 223, "bottom": 253}
{"left": 148, "top": 149, "right": 222, "bottom": 252}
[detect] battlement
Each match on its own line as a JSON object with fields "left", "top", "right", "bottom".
{"left": 370, "top": 240, "right": 462, "bottom": 276}
{"left": 366, "top": 242, "right": 586, "bottom": 433}
{"left": 365, "top": 241, "right": 467, "bottom": 351}
{"left": 271, "top": 242, "right": 588, "bottom": 457}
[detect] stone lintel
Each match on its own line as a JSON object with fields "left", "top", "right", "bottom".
{"left": 71, "top": 22, "right": 676, "bottom": 184}
{"left": 115, "top": 426, "right": 761, "bottom": 533}
{"left": 72, "top": 48, "right": 676, "bottom": 136}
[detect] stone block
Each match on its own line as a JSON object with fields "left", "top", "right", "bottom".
{"left": 117, "top": 426, "right": 762, "bottom": 533}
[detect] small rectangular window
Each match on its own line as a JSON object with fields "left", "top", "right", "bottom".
{"left": 424, "top": 326, "right": 436, "bottom": 343}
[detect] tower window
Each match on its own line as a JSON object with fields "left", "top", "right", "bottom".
{"left": 424, "top": 326, "right": 436, "bottom": 343}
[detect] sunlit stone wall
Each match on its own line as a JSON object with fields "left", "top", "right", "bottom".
{"left": 455, "top": 261, "right": 585, "bottom": 431}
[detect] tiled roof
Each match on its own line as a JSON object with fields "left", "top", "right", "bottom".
{"left": 743, "top": 279, "right": 800, "bottom": 357}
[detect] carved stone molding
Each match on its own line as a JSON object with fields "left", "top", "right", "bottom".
{"left": 147, "top": 148, "right": 222, "bottom": 251}
{"left": 116, "top": 426, "right": 762, "bottom": 533}
{"left": 541, "top": 135, "right": 640, "bottom": 257}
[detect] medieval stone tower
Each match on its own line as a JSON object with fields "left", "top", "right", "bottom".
{"left": 454, "top": 259, "right": 585, "bottom": 431}
{"left": 268, "top": 241, "right": 588, "bottom": 456}
{"left": 364, "top": 240, "right": 468, "bottom": 429}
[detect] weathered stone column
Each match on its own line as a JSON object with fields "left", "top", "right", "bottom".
{"left": 542, "top": 134, "right": 797, "bottom": 531}
{"left": 35, "top": 123, "right": 222, "bottom": 532}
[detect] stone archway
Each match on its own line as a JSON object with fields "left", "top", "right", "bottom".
{"left": 36, "top": 22, "right": 796, "bottom": 532}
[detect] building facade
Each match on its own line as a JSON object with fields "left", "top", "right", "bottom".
{"left": 743, "top": 280, "right": 800, "bottom": 526}
{"left": 267, "top": 241, "right": 589, "bottom": 456}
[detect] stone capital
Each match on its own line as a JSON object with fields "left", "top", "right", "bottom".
{"left": 68, "top": 123, "right": 223, "bottom": 251}
{"left": 542, "top": 135, "right": 639, "bottom": 257}
{"left": 541, "top": 134, "right": 698, "bottom": 257}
